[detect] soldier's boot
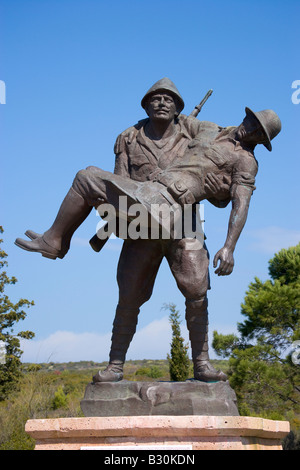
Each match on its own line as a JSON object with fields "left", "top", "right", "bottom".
{"left": 186, "top": 298, "right": 227, "bottom": 382}
{"left": 15, "top": 187, "right": 92, "bottom": 260}
{"left": 93, "top": 306, "right": 139, "bottom": 383}
{"left": 24, "top": 209, "right": 89, "bottom": 259}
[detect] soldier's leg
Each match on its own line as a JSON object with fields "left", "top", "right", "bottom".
{"left": 15, "top": 185, "right": 92, "bottom": 259}
{"left": 166, "top": 239, "right": 227, "bottom": 382}
{"left": 93, "top": 239, "right": 164, "bottom": 382}
{"left": 14, "top": 166, "right": 139, "bottom": 259}
{"left": 24, "top": 208, "right": 91, "bottom": 259}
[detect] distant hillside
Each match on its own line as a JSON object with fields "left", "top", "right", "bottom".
{"left": 23, "top": 358, "right": 229, "bottom": 377}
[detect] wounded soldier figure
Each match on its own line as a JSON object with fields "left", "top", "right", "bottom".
{"left": 15, "top": 106, "right": 281, "bottom": 266}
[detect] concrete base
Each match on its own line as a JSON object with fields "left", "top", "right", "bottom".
{"left": 25, "top": 416, "right": 290, "bottom": 450}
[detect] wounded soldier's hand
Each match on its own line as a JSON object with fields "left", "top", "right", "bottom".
{"left": 213, "top": 246, "right": 234, "bottom": 276}
{"left": 205, "top": 173, "right": 231, "bottom": 200}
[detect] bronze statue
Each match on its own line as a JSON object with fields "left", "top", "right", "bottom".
{"left": 15, "top": 78, "right": 281, "bottom": 383}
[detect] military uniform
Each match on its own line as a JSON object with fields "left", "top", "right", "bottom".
{"left": 107, "top": 113, "right": 224, "bottom": 378}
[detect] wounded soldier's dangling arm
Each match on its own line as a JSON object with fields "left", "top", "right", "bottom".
{"left": 213, "top": 184, "right": 253, "bottom": 276}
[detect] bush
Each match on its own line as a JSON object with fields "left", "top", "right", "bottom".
{"left": 283, "top": 430, "right": 300, "bottom": 450}
{"left": 135, "top": 366, "right": 163, "bottom": 379}
{"left": 52, "top": 386, "right": 69, "bottom": 410}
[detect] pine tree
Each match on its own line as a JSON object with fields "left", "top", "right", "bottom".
{"left": 166, "top": 303, "right": 190, "bottom": 381}
{"left": 212, "top": 243, "right": 300, "bottom": 419}
{"left": 0, "top": 226, "right": 35, "bottom": 400}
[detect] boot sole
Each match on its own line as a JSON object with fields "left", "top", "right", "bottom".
{"left": 92, "top": 371, "right": 123, "bottom": 383}
{"left": 14, "top": 240, "right": 58, "bottom": 260}
{"left": 194, "top": 372, "right": 228, "bottom": 383}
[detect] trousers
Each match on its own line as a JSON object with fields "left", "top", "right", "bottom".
{"left": 110, "top": 237, "right": 210, "bottom": 364}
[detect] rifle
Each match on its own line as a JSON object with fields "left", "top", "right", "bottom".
{"left": 189, "top": 89, "right": 213, "bottom": 118}
{"left": 89, "top": 89, "right": 213, "bottom": 253}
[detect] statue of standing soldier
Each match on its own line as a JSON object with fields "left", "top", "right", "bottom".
{"left": 15, "top": 78, "right": 281, "bottom": 383}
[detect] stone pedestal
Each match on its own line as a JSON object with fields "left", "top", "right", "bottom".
{"left": 25, "top": 381, "right": 290, "bottom": 450}
{"left": 25, "top": 415, "right": 290, "bottom": 450}
{"left": 80, "top": 380, "right": 239, "bottom": 417}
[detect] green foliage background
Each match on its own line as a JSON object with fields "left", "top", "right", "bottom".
{"left": 213, "top": 244, "right": 300, "bottom": 449}
{"left": 0, "top": 227, "right": 35, "bottom": 400}
{"left": 166, "top": 303, "right": 190, "bottom": 382}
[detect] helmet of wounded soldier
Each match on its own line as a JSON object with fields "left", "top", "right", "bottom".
{"left": 245, "top": 107, "right": 282, "bottom": 151}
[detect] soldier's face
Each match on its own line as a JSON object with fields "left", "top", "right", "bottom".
{"left": 236, "top": 116, "right": 266, "bottom": 145}
{"left": 146, "top": 93, "right": 177, "bottom": 122}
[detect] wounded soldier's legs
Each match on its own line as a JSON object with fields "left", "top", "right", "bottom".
{"left": 15, "top": 186, "right": 92, "bottom": 259}
{"left": 15, "top": 165, "right": 140, "bottom": 260}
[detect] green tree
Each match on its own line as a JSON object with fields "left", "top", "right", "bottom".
{"left": 0, "top": 226, "right": 35, "bottom": 400}
{"left": 52, "top": 386, "right": 69, "bottom": 410}
{"left": 166, "top": 304, "right": 190, "bottom": 382}
{"left": 212, "top": 244, "right": 300, "bottom": 420}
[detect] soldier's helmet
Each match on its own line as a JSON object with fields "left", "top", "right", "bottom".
{"left": 141, "top": 77, "right": 185, "bottom": 114}
{"left": 245, "top": 107, "right": 282, "bottom": 151}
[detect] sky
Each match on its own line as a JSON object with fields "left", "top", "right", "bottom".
{"left": 0, "top": 0, "right": 299, "bottom": 364}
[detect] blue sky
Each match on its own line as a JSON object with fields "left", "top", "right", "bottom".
{"left": 1, "top": 0, "right": 299, "bottom": 363}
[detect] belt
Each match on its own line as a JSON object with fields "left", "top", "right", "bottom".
{"left": 167, "top": 180, "right": 196, "bottom": 206}
{"left": 150, "top": 171, "right": 196, "bottom": 206}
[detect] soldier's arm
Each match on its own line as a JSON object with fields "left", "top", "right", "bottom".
{"left": 113, "top": 120, "right": 147, "bottom": 178}
{"left": 213, "top": 184, "right": 252, "bottom": 276}
{"left": 212, "top": 155, "right": 258, "bottom": 276}
{"left": 183, "top": 115, "right": 221, "bottom": 140}
{"left": 113, "top": 133, "right": 130, "bottom": 178}
{"left": 205, "top": 174, "right": 231, "bottom": 208}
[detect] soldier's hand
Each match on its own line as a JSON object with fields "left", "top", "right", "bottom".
{"left": 213, "top": 246, "right": 234, "bottom": 276}
{"left": 205, "top": 173, "right": 230, "bottom": 200}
